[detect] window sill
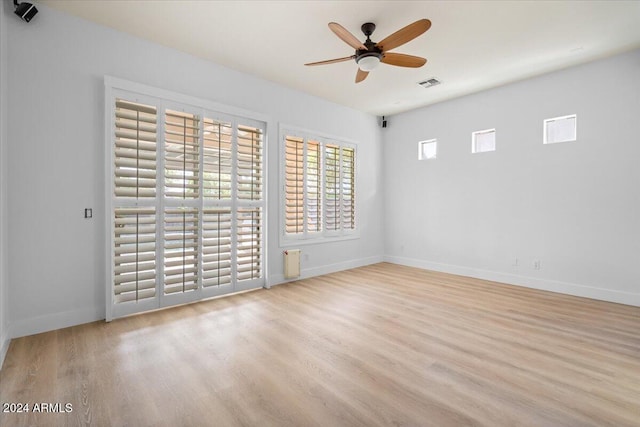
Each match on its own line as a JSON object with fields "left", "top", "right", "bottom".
{"left": 279, "top": 232, "right": 360, "bottom": 248}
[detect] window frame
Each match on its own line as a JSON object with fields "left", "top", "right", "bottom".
{"left": 471, "top": 128, "right": 496, "bottom": 154}
{"left": 105, "top": 76, "right": 270, "bottom": 321}
{"left": 418, "top": 139, "right": 438, "bottom": 160}
{"left": 279, "top": 125, "right": 359, "bottom": 247}
{"left": 543, "top": 114, "right": 577, "bottom": 145}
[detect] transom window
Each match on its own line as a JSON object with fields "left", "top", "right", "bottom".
{"left": 472, "top": 129, "right": 496, "bottom": 153}
{"left": 419, "top": 139, "right": 437, "bottom": 160}
{"left": 544, "top": 114, "right": 577, "bottom": 144}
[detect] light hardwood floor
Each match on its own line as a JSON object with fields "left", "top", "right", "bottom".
{"left": 1, "top": 263, "right": 639, "bottom": 426}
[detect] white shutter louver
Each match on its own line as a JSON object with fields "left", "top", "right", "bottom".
{"left": 165, "top": 110, "right": 200, "bottom": 199}
{"left": 164, "top": 208, "right": 199, "bottom": 294}
{"left": 341, "top": 147, "right": 355, "bottom": 230}
{"left": 114, "top": 99, "right": 157, "bottom": 198}
{"left": 236, "top": 207, "right": 262, "bottom": 281}
{"left": 325, "top": 144, "right": 340, "bottom": 231}
{"left": 113, "top": 207, "right": 156, "bottom": 303}
{"left": 307, "top": 141, "right": 322, "bottom": 233}
{"left": 237, "top": 125, "right": 263, "bottom": 201}
{"left": 285, "top": 136, "right": 304, "bottom": 233}
{"left": 203, "top": 118, "right": 233, "bottom": 200}
{"left": 202, "top": 208, "right": 232, "bottom": 287}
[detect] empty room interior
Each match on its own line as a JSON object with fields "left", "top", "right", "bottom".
{"left": 1, "top": 1, "right": 639, "bottom": 426}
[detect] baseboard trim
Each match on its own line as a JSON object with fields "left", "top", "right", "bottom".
{"left": 10, "top": 307, "right": 104, "bottom": 341}
{"left": 7, "top": 255, "right": 382, "bottom": 340}
{"left": 384, "top": 255, "right": 640, "bottom": 307}
{"left": 269, "top": 255, "right": 384, "bottom": 286}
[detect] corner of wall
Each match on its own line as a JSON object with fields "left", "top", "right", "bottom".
{"left": 269, "top": 255, "right": 384, "bottom": 286}
{"left": 0, "top": 0, "right": 10, "bottom": 369}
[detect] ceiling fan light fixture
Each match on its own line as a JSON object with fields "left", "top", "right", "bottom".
{"left": 356, "top": 54, "right": 381, "bottom": 72}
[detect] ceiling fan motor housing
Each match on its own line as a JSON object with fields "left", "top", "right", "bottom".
{"left": 356, "top": 22, "right": 383, "bottom": 64}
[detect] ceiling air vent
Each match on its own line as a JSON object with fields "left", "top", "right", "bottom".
{"left": 418, "top": 78, "right": 442, "bottom": 88}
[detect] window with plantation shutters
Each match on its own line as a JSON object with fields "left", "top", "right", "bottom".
{"left": 285, "top": 136, "right": 304, "bottom": 233}
{"left": 237, "top": 125, "right": 263, "bottom": 201}
{"left": 164, "top": 208, "right": 199, "bottom": 295}
{"left": 325, "top": 144, "right": 340, "bottom": 232}
{"left": 165, "top": 110, "right": 200, "bottom": 199}
{"left": 281, "top": 129, "right": 357, "bottom": 243}
{"left": 341, "top": 147, "right": 355, "bottom": 230}
{"left": 203, "top": 118, "right": 232, "bottom": 199}
{"left": 107, "top": 80, "right": 266, "bottom": 320}
{"left": 307, "top": 141, "right": 322, "bottom": 232}
{"left": 113, "top": 207, "right": 156, "bottom": 303}
{"left": 202, "top": 208, "right": 232, "bottom": 287}
{"left": 237, "top": 207, "right": 262, "bottom": 281}
{"left": 114, "top": 100, "right": 157, "bottom": 198}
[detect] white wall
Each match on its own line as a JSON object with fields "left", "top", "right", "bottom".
{"left": 4, "top": 4, "right": 637, "bottom": 350}
{"left": 0, "top": 1, "right": 10, "bottom": 367}
{"left": 5, "top": 5, "right": 383, "bottom": 339}
{"left": 383, "top": 49, "right": 640, "bottom": 306}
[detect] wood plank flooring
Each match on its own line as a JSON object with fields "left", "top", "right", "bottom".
{"left": 1, "top": 263, "right": 639, "bottom": 426}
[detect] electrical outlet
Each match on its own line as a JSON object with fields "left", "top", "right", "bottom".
{"left": 533, "top": 260, "right": 540, "bottom": 270}
{"left": 84, "top": 208, "right": 92, "bottom": 219}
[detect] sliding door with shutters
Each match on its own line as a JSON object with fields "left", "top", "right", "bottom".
{"left": 112, "top": 97, "right": 160, "bottom": 315}
{"left": 201, "top": 118, "right": 233, "bottom": 297}
{"left": 108, "top": 89, "right": 266, "bottom": 320}
{"left": 235, "top": 123, "right": 264, "bottom": 289}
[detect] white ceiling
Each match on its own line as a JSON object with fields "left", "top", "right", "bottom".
{"left": 40, "top": 1, "right": 640, "bottom": 116}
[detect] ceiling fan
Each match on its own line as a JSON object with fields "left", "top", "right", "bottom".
{"left": 305, "top": 19, "right": 432, "bottom": 83}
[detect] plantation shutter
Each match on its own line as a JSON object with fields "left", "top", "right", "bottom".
{"left": 203, "top": 118, "right": 233, "bottom": 200}
{"left": 237, "top": 125, "right": 263, "bottom": 200}
{"left": 109, "top": 85, "right": 266, "bottom": 320}
{"left": 325, "top": 144, "right": 340, "bottom": 231}
{"left": 202, "top": 208, "right": 232, "bottom": 287}
{"left": 164, "top": 208, "right": 199, "bottom": 294}
{"left": 236, "top": 122, "right": 263, "bottom": 281}
{"left": 114, "top": 100, "right": 157, "bottom": 198}
{"left": 236, "top": 207, "right": 262, "bottom": 281}
{"left": 285, "top": 136, "right": 304, "bottom": 233}
{"left": 165, "top": 110, "right": 200, "bottom": 199}
{"left": 113, "top": 208, "right": 156, "bottom": 303}
{"left": 306, "top": 140, "right": 322, "bottom": 232}
{"left": 341, "top": 147, "right": 355, "bottom": 230}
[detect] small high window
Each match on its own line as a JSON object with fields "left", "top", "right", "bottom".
{"left": 472, "top": 129, "right": 496, "bottom": 153}
{"left": 544, "top": 114, "right": 576, "bottom": 144}
{"left": 419, "top": 139, "right": 437, "bottom": 160}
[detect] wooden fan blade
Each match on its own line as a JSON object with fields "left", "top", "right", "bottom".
{"left": 305, "top": 56, "right": 355, "bottom": 66}
{"left": 329, "top": 22, "right": 367, "bottom": 50}
{"left": 381, "top": 52, "right": 427, "bottom": 68}
{"left": 355, "top": 68, "right": 369, "bottom": 83}
{"left": 377, "top": 19, "right": 431, "bottom": 52}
